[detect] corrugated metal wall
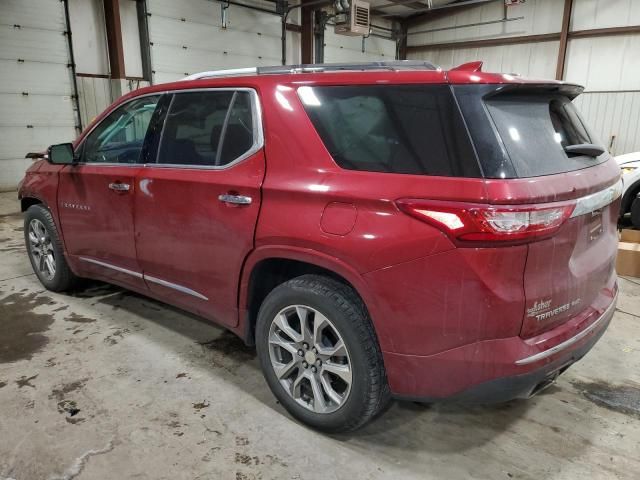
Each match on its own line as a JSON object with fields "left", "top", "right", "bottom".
{"left": 146, "top": 0, "right": 301, "bottom": 84}
{"left": 574, "top": 91, "right": 640, "bottom": 156}
{"left": 407, "top": 0, "right": 640, "bottom": 155}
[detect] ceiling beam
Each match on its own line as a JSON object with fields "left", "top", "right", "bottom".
{"left": 406, "top": 32, "right": 559, "bottom": 52}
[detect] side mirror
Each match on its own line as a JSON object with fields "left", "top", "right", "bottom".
{"left": 47, "top": 143, "right": 75, "bottom": 165}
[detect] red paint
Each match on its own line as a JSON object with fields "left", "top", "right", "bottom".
{"left": 19, "top": 66, "right": 620, "bottom": 401}
{"left": 320, "top": 203, "right": 357, "bottom": 236}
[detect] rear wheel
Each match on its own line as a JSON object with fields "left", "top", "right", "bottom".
{"left": 255, "top": 274, "right": 390, "bottom": 432}
{"left": 24, "top": 204, "right": 78, "bottom": 292}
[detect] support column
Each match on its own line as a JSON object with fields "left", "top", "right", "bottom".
{"left": 556, "top": 0, "right": 573, "bottom": 80}
{"left": 103, "top": 0, "right": 127, "bottom": 97}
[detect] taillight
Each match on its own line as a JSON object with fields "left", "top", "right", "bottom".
{"left": 396, "top": 199, "right": 575, "bottom": 246}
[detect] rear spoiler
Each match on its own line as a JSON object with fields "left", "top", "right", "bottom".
{"left": 484, "top": 82, "right": 585, "bottom": 100}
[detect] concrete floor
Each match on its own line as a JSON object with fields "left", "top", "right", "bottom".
{"left": 1, "top": 190, "right": 639, "bottom": 480}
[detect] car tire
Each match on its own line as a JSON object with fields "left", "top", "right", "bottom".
{"left": 631, "top": 197, "right": 640, "bottom": 229}
{"left": 24, "top": 204, "right": 78, "bottom": 292}
{"left": 255, "top": 274, "right": 391, "bottom": 433}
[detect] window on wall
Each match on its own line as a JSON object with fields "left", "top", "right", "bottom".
{"left": 82, "top": 95, "right": 160, "bottom": 164}
{"left": 157, "top": 91, "right": 255, "bottom": 167}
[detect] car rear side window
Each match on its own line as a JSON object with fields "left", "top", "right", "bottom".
{"left": 157, "top": 90, "right": 256, "bottom": 167}
{"left": 298, "top": 85, "right": 481, "bottom": 177}
{"left": 484, "top": 93, "right": 604, "bottom": 177}
{"left": 453, "top": 85, "right": 607, "bottom": 179}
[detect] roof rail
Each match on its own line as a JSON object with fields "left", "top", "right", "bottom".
{"left": 182, "top": 67, "right": 258, "bottom": 80}
{"left": 183, "top": 61, "right": 440, "bottom": 80}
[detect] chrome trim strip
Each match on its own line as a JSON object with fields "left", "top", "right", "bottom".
{"left": 515, "top": 291, "right": 618, "bottom": 366}
{"left": 79, "top": 257, "right": 143, "bottom": 278}
{"left": 79, "top": 257, "right": 208, "bottom": 301}
{"left": 144, "top": 275, "right": 209, "bottom": 301}
{"left": 570, "top": 179, "right": 623, "bottom": 218}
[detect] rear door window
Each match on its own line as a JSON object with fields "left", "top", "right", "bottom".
{"left": 298, "top": 85, "right": 481, "bottom": 177}
{"left": 157, "top": 90, "right": 256, "bottom": 167}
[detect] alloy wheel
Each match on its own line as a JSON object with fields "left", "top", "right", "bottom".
{"left": 268, "top": 304, "right": 352, "bottom": 414}
{"left": 28, "top": 219, "right": 56, "bottom": 281}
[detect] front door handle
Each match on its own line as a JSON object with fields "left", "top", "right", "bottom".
{"left": 109, "top": 182, "right": 130, "bottom": 192}
{"left": 218, "top": 193, "right": 252, "bottom": 205}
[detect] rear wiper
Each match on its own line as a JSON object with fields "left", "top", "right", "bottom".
{"left": 564, "top": 143, "right": 605, "bottom": 157}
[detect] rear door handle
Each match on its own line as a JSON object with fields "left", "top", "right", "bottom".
{"left": 218, "top": 194, "right": 252, "bottom": 205}
{"left": 109, "top": 182, "right": 130, "bottom": 192}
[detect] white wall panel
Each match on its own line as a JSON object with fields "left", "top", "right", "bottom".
{"left": 407, "top": 0, "right": 562, "bottom": 47}
{"left": 0, "top": 0, "right": 77, "bottom": 191}
{"left": 120, "top": 0, "right": 144, "bottom": 78}
{"left": 565, "top": 34, "right": 640, "bottom": 91}
{"left": 409, "top": 40, "right": 559, "bottom": 79}
{"left": 572, "top": 0, "right": 640, "bottom": 30}
{"left": 147, "top": 0, "right": 300, "bottom": 83}
{"left": 574, "top": 91, "right": 640, "bottom": 155}
{"left": 68, "top": 0, "right": 109, "bottom": 75}
{"left": 323, "top": 30, "right": 396, "bottom": 63}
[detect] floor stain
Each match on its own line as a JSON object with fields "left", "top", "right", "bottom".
{"left": 16, "top": 374, "right": 38, "bottom": 388}
{"left": 192, "top": 400, "right": 210, "bottom": 411}
{"left": 65, "top": 312, "right": 96, "bottom": 323}
{"left": 0, "top": 380, "right": 7, "bottom": 388}
{"left": 0, "top": 291, "right": 55, "bottom": 363}
{"left": 49, "top": 378, "right": 89, "bottom": 401}
{"left": 200, "top": 331, "right": 256, "bottom": 364}
{"left": 573, "top": 380, "right": 640, "bottom": 418}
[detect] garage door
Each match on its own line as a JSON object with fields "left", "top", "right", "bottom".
{"left": 0, "top": 0, "right": 79, "bottom": 191}
{"left": 147, "top": 0, "right": 300, "bottom": 85}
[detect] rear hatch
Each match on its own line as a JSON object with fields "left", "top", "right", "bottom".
{"left": 454, "top": 83, "right": 621, "bottom": 337}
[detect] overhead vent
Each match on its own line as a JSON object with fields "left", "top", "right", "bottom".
{"left": 334, "top": 0, "right": 370, "bottom": 37}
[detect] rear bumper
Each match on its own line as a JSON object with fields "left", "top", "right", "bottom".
{"left": 385, "top": 288, "right": 617, "bottom": 403}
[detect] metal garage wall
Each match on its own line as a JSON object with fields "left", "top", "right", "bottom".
{"left": 0, "top": 0, "right": 78, "bottom": 191}
{"left": 406, "top": 0, "right": 562, "bottom": 74}
{"left": 69, "top": 0, "right": 149, "bottom": 127}
{"left": 574, "top": 91, "right": 640, "bottom": 155}
{"left": 146, "top": 0, "right": 301, "bottom": 84}
{"left": 407, "top": 0, "right": 640, "bottom": 156}
{"left": 323, "top": 22, "right": 397, "bottom": 62}
{"left": 411, "top": 41, "right": 559, "bottom": 78}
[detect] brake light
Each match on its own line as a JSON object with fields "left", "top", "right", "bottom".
{"left": 396, "top": 199, "right": 575, "bottom": 245}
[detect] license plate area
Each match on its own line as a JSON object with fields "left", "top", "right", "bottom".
{"left": 588, "top": 208, "right": 603, "bottom": 241}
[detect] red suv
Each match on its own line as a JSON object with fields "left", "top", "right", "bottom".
{"left": 18, "top": 61, "right": 620, "bottom": 432}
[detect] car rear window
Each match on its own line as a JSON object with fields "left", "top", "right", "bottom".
{"left": 453, "top": 85, "right": 607, "bottom": 178}
{"left": 298, "top": 85, "right": 481, "bottom": 177}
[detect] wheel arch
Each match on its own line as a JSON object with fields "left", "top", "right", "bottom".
{"left": 21, "top": 196, "right": 45, "bottom": 212}
{"left": 238, "top": 246, "right": 381, "bottom": 347}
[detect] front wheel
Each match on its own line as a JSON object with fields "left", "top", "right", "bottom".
{"left": 255, "top": 275, "right": 390, "bottom": 433}
{"left": 24, "top": 204, "right": 78, "bottom": 292}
